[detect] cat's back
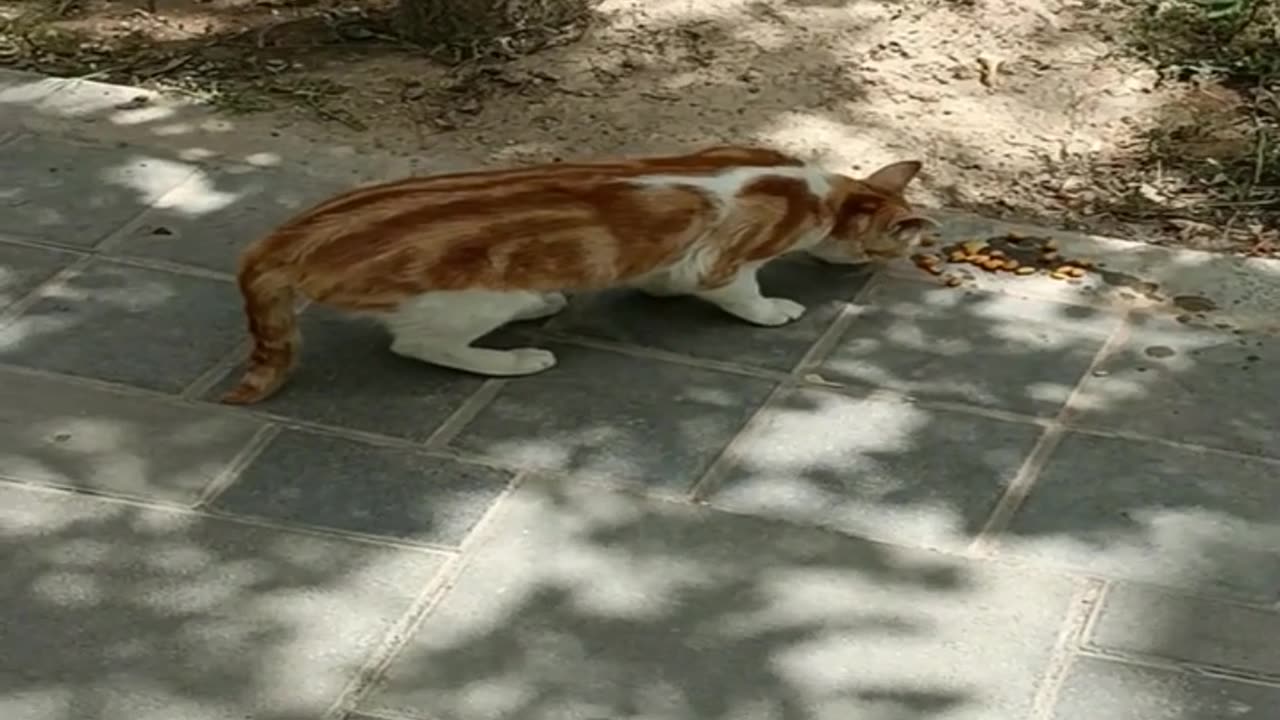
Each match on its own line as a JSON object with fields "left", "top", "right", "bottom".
{"left": 284, "top": 144, "right": 804, "bottom": 224}
{"left": 243, "top": 146, "right": 815, "bottom": 276}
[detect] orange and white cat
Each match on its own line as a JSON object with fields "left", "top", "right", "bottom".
{"left": 221, "top": 145, "right": 934, "bottom": 404}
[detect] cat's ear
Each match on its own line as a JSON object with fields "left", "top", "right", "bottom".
{"left": 891, "top": 214, "right": 939, "bottom": 233}
{"left": 863, "top": 160, "right": 923, "bottom": 195}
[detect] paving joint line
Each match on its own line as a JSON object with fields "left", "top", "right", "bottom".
{"left": 0, "top": 474, "right": 461, "bottom": 556}
{"left": 422, "top": 379, "right": 507, "bottom": 451}
{"left": 181, "top": 296, "right": 316, "bottom": 402}
{"left": 181, "top": 338, "right": 251, "bottom": 401}
{"left": 1076, "top": 646, "right": 1280, "bottom": 688}
{"left": 686, "top": 274, "right": 884, "bottom": 502}
{"left": 0, "top": 222, "right": 238, "bottom": 283}
{"left": 0, "top": 230, "right": 89, "bottom": 256}
{"left": 0, "top": 362, "right": 471, "bottom": 459}
{"left": 568, "top": 470, "right": 1110, "bottom": 579}
{"left": 0, "top": 362, "right": 520, "bottom": 473}
{"left": 0, "top": 253, "right": 95, "bottom": 330}
{"left": 1084, "top": 577, "right": 1280, "bottom": 617}
{"left": 323, "top": 472, "right": 533, "bottom": 720}
{"left": 339, "top": 710, "right": 426, "bottom": 720}
{"left": 0, "top": 471, "right": 197, "bottom": 513}
{"left": 968, "top": 315, "right": 1135, "bottom": 556}
{"left": 967, "top": 424, "right": 1067, "bottom": 557}
{"left": 1077, "top": 579, "right": 1111, "bottom": 642}
{"left": 792, "top": 268, "right": 889, "bottom": 375}
{"left": 230, "top": 414, "right": 524, "bottom": 473}
{"left": 93, "top": 169, "right": 216, "bottom": 256}
{"left": 535, "top": 328, "right": 792, "bottom": 383}
{"left": 200, "top": 505, "right": 468, "bottom": 556}
{"left": 976, "top": 552, "right": 1280, "bottom": 611}
{"left": 0, "top": 361, "right": 249, "bottom": 417}
{"left": 191, "top": 423, "right": 282, "bottom": 508}
{"left": 102, "top": 253, "right": 237, "bottom": 283}
{"left": 1029, "top": 577, "right": 1106, "bottom": 720}
{"left": 84, "top": 164, "right": 203, "bottom": 250}
{"left": 1060, "top": 420, "right": 1280, "bottom": 466}
{"left": 804, "top": 376, "right": 1057, "bottom": 426}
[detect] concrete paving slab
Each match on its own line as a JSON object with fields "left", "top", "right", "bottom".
{"left": 0, "top": 134, "right": 195, "bottom": 247}
{"left": 549, "top": 259, "right": 874, "bottom": 372}
{"left": 358, "top": 476, "right": 1079, "bottom": 720}
{"left": 211, "top": 429, "right": 513, "bottom": 547}
{"left": 1087, "top": 583, "right": 1280, "bottom": 679}
{"left": 0, "top": 481, "right": 449, "bottom": 720}
{"left": 0, "top": 239, "right": 81, "bottom": 312}
{"left": 101, "top": 165, "right": 356, "bottom": 274}
{"left": 0, "top": 259, "right": 244, "bottom": 393}
{"left": 1070, "top": 314, "right": 1280, "bottom": 458}
{"left": 1001, "top": 431, "right": 1280, "bottom": 602}
{"left": 1051, "top": 656, "right": 1280, "bottom": 720}
{"left": 704, "top": 387, "right": 1045, "bottom": 552}
{"left": 0, "top": 369, "right": 264, "bottom": 504}
{"left": 446, "top": 343, "right": 777, "bottom": 494}
{"left": 0, "top": 70, "right": 70, "bottom": 128}
{"left": 816, "top": 276, "right": 1119, "bottom": 416}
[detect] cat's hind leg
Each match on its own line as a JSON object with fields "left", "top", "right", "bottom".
{"left": 384, "top": 291, "right": 559, "bottom": 376}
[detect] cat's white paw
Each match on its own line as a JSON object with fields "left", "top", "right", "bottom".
{"left": 391, "top": 341, "right": 557, "bottom": 376}
{"left": 738, "top": 297, "right": 806, "bottom": 326}
{"left": 501, "top": 347, "right": 558, "bottom": 375}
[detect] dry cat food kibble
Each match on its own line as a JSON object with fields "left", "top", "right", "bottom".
{"left": 912, "top": 232, "right": 1096, "bottom": 287}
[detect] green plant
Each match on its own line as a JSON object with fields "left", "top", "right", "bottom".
{"left": 1194, "top": 0, "right": 1252, "bottom": 19}
{"left": 1132, "top": 0, "right": 1278, "bottom": 85}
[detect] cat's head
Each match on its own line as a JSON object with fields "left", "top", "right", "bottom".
{"left": 806, "top": 160, "right": 937, "bottom": 265}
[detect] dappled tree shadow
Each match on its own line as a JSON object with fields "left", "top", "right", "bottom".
{"left": 3, "top": 17, "right": 1280, "bottom": 716}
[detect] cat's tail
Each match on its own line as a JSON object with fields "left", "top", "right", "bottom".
{"left": 220, "top": 253, "right": 299, "bottom": 405}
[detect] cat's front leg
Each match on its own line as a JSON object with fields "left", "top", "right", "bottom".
{"left": 637, "top": 271, "right": 685, "bottom": 298}
{"left": 695, "top": 266, "right": 805, "bottom": 327}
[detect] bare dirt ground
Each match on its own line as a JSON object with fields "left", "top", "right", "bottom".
{"left": 1, "top": 0, "right": 1277, "bottom": 254}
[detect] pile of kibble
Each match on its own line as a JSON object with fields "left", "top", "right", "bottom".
{"left": 912, "top": 232, "right": 1095, "bottom": 287}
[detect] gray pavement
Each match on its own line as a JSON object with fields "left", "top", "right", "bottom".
{"left": 2, "top": 70, "right": 1280, "bottom": 720}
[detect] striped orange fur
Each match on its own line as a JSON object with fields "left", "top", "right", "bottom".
{"left": 221, "top": 144, "right": 933, "bottom": 404}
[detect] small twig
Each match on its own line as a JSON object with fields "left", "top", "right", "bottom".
{"left": 73, "top": 59, "right": 138, "bottom": 80}
{"left": 1207, "top": 197, "right": 1280, "bottom": 207}
{"left": 1253, "top": 128, "right": 1268, "bottom": 187}
{"left": 135, "top": 52, "right": 191, "bottom": 78}
{"left": 1221, "top": 209, "right": 1243, "bottom": 244}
